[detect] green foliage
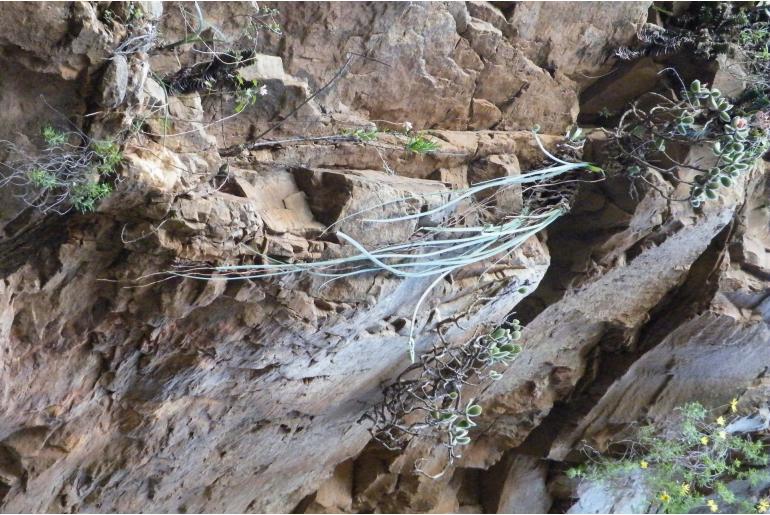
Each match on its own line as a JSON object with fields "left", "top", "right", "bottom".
{"left": 71, "top": 181, "right": 113, "bottom": 213}
{"left": 27, "top": 169, "right": 58, "bottom": 190}
{"left": 91, "top": 140, "right": 123, "bottom": 175}
{"left": 341, "top": 127, "right": 379, "bottom": 142}
{"left": 127, "top": 2, "right": 144, "bottom": 22}
{"left": 608, "top": 3, "right": 770, "bottom": 209}
{"left": 598, "top": 107, "right": 615, "bottom": 119}
{"left": 575, "top": 401, "right": 770, "bottom": 514}
{"left": 42, "top": 125, "right": 68, "bottom": 147}
{"left": 608, "top": 78, "right": 769, "bottom": 208}
{"left": 686, "top": 81, "right": 768, "bottom": 207}
{"left": 405, "top": 134, "right": 440, "bottom": 154}
{"left": 245, "top": 6, "right": 283, "bottom": 36}
{"left": 617, "top": 3, "right": 770, "bottom": 66}
{"left": 0, "top": 123, "right": 121, "bottom": 214}
{"left": 233, "top": 75, "right": 266, "bottom": 113}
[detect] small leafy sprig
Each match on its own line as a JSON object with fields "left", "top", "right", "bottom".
{"left": 686, "top": 80, "right": 769, "bottom": 206}
{"left": 340, "top": 127, "right": 379, "bottom": 142}
{"left": 405, "top": 134, "right": 441, "bottom": 154}
{"left": 233, "top": 74, "right": 268, "bottom": 113}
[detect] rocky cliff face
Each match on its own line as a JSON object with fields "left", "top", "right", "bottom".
{"left": 0, "top": 2, "right": 767, "bottom": 513}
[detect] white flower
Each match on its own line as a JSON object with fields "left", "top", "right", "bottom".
{"left": 258, "top": 85, "right": 268, "bottom": 96}
{"left": 403, "top": 121, "right": 413, "bottom": 133}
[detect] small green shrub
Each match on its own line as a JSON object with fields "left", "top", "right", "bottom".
{"left": 607, "top": 78, "right": 769, "bottom": 208}
{"left": 570, "top": 401, "right": 770, "bottom": 514}
{"left": 405, "top": 134, "right": 440, "bottom": 154}
{"left": 27, "top": 169, "right": 59, "bottom": 190}
{"left": 71, "top": 182, "right": 113, "bottom": 213}
{"left": 42, "top": 125, "right": 68, "bottom": 146}
{"left": 233, "top": 75, "right": 267, "bottom": 113}
{"left": 92, "top": 140, "right": 123, "bottom": 175}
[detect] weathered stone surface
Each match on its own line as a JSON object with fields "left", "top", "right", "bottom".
{"left": 495, "top": 454, "right": 552, "bottom": 513}
{"left": 549, "top": 313, "right": 770, "bottom": 460}
{"left": 2, "top": 2, "right": 768, "bottom": 513}
{"left": 509, "top": 2, "right": 652, "bottom": 81}
{"left": 469, "top": 98, "right": 502, "bottom": 130}
{"left": 0, "top": 2, "right": 115, "bottom": 79}
{"left": 567, "top": 470, "right": 649, "bottom": 514}
{"left": 99, "top": 55, "right": 130, "bottom": 108}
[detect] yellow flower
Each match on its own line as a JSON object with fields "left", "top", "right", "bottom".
{"left": 730, "top": 398, "right": 738, "bottom": 413}
{"left": 701, "top": 436, "right": 710, "bottom": 445}
{"left": 679, "top": 483, "right": 691, "bottom": 496}
{"left": 757, "top": 498, "right": 770, "bottom": 513}
{"left": 716, "top": 416, "right": 726, "bottom": 426}
{"left": 707, "top": 499, "right": 719, "bottom": 512}
{"left": 717, "top": 430, "right": 727, "bottom": 440}
{"left": 659, "top": 491, "right": 671, "bottom": 503}
{"left": 639, "top": 460, "right": 649, "bottom": 469}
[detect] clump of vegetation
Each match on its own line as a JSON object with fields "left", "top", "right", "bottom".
{"left": 569, "top": 401, "right": 770, "bottom": 514}
{"left": 0, "top": 125, "right": 121, "bottom": 214}
{"left": 605, "top": 77, "right": 769, "bottom": 207}
{"left": 71, "top": 181, "right": 113, "bottom": 213}
{"left": 42, "top": 124, "right": 68, "bottom": 146}
{"left": 106, "top": 1, "right": 160, "bottom": 59}
{"left": 405, "top": 133, "right": 441, "bottom": 154}
{"left": 363, "top": 318, "right": 525, "bottom": 478}
{"left": 162, "top": 147, "right": 593, "bottom": 360}
{"left": 605, "top": 3, "right": 770, "bottom": 207}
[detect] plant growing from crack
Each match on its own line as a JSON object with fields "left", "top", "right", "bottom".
{"left": 616, "top": 3, "right": 769, "bottom": 78}
{"left": 125, "top": 2, "right": 282, "bottom": 143}
{"left": 0, "top": 125, "right": 121, "bottom": 214}
{"left": 154, "top": 131, "right": 602, "bottom": 360}
{"left": 340, "top": 127, "right": 379, "bottom": 142}
{"left": 363, "top": 318, "right": 525, "bottom": 478}
{"left": 569, "top": 400, "right": 770, "bottom": 514}
{"left": 605, "top": 75, "right": 769, "bottom": 207}
{"left": 233, "top": 74, "right": 268, "bottom": 113}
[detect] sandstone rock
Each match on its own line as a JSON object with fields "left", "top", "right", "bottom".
{"left": 466, "top": 2, "right": 511, "bottom": 38}
{"left": 464, "top": 17, "right": 504, "bottom": 60}
{"left": 496, "top": 454, "right": 552, "bottom": 513}
{"left": 713, "top": 46, "right": 750, "bottom": 99}
{"left": 237, "top": 54, "right": 286, "bottom": 82}
{"left": 0, "top": 2, "right": 766, "bottom": 513}
{"left": 549, "top": 314, "right": 770, "bottom": 460}
{"left": 580, "top": 58, "right": 666, "bottom": 120}
{"left": 99, "top": 55, "right": 129, "bottom": 108}
{"left": 509, "top": 2, "right": 652, "bottom": 81}
{"left": 469, "top": 98, "right": 502, "bottom": 130}
{"left": 135, "top": 1, "right": 163, "bottom": 21}
{"left": 567, "top": 470, "right": 649, "bottom": 514}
